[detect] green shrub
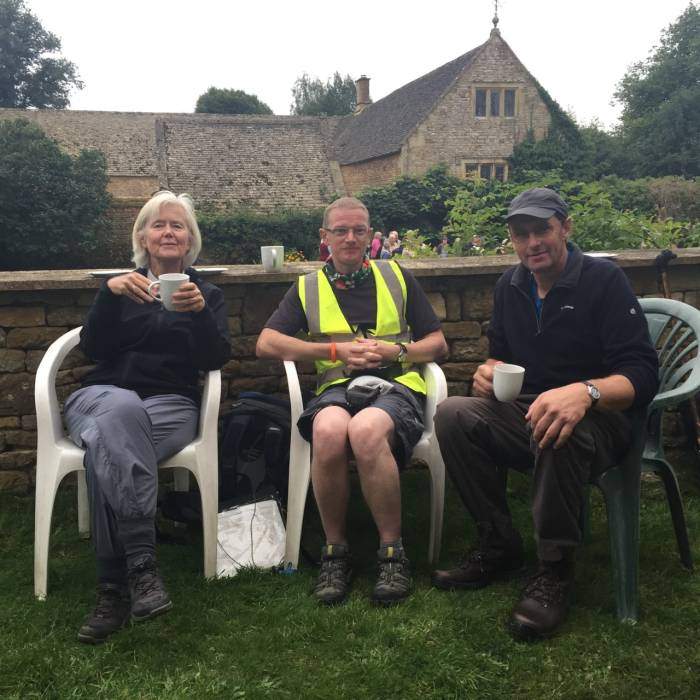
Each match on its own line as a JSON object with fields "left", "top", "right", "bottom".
{"left": 199, "top": 207, "right": 323, "bottom": 263}
{"left": 357, "top": 165, "right": 461, "bottom": 238}
{"left": 0, "top": 118, "right": 110, "bottom": 270}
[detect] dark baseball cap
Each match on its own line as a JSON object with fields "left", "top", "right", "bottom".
{"left": 506, "top": 187, "right": 568, "bottom": 221}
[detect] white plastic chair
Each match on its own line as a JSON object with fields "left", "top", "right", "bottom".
{"left": 34, "top": 326, "right": 221, "bottom": 599}
{"left": 283, "top": 361, "right": 447, "bottom": 570}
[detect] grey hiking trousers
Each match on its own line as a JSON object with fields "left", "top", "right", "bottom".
{"left": 435, "top": 396, "right": 632, "bottom": 562}
{"left": 64, "top": 385, "right": 198, "bottom": 563}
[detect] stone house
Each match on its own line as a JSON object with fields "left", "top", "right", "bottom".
{"left": 0, "top": 25, "right": 551, "bottom": 229}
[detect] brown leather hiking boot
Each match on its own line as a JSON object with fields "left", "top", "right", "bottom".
{"left": 432, "top": 546, "right": 525, "bottom": 590}
{"left": 509, "top": 563, "right": 573, "bottom": 642}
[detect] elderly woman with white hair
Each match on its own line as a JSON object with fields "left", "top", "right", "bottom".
{"left": 64, "top": 191, "right": 230, "bottom": 644}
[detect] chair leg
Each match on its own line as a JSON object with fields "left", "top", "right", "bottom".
{"left": 647, "top": 458, "right": 693, "bottom": 570}
{"left": 34, "top": 467, "right": 61, "bottom": 600}
{"left": 284, "top": 441, "right": 311, "bottom": 571}
{"left": 427, "top": 444, "right": 445, "bottom": 565}
{"left": 198, "top": 472, "right": 218, "bottom": 579}
{"left": 597, "top": 472, "right": 640, "bottom": 624}
{"left": 77, "top": 470, "right": 90, "bottom": 539}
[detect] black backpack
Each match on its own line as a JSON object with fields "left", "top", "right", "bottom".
{"left": 161, "top": 392, "right": 291, "bottom": 523}
{"left": 218, "top": 392, "right": 292, "bottom": 507}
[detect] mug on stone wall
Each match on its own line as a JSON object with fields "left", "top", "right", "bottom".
{"left": 147, "top": 273, "right": 189, "bottom": 311}
{"left": 261, "top": 246, "right": 284, "bottom": 272}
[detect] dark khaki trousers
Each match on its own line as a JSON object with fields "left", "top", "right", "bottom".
{"left": 434, "top": 396, "right": 632, "bottom": 561}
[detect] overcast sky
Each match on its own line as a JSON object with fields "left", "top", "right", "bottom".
{"left": 26, "top": 0, "right": 693, "bottom": 129}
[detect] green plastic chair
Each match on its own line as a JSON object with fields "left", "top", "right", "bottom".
{"left": 592, "top": 297, "right": 700, "bottom": 623}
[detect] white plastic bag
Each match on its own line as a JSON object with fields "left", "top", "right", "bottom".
{"left": 216, "top": 499, "right": 286, "bottom": 578}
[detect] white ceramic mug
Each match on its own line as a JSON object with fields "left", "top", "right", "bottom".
{"left": 493, "top": 363, "right": 525, "bottom": 402}
{"left": 147, "top": 272, "right": 189, "bottom": 311}
{"left": 261, "top": 245, "right": 284, "bottom": 272}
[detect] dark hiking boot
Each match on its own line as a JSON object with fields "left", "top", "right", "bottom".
{"left": 432, "top": 546, "right": 525, "bottom": 590}
{"left": 313, "top": 544, "right": 352, "bottom": 605}
{"left": 127, "top": 555, "right": 173, "bottom": 621}
{"left": 433, "top": 522, "right": 525, "bottom": 590}
{"left": 371, "top": 544, "right": 412, "bottom": 606}
{"left": 509, "top": 563, "right": 573, "bottom": 642}
{"left": 77, "top": 583, "right": 130, "bottom": 644}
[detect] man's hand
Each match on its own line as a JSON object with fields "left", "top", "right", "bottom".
{"left": 335, "top": 338, "right": 386, "bottom": 370}
{"left": 107, "top": 272, "right": 153, "bottom": 304}
{"left": 471, "top": 359, "right": 502, "bottom": 398}
{"left": 526, "top": 383, "right": 592, "bottom": 450}
{"left": 170, "top": 282, "right": 206, "bottom": 313}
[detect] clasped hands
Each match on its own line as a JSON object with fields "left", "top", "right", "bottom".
{"left": 472, "top": 360, "right": 592, "bottom": 450}
{"left": 335, "top": 338, "right": 399, "bottom": 371}
{"left": 107, "top": 273, "right": 206, "bottom": 313}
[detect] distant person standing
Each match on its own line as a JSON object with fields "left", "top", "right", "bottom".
{"left": 370, "top": 231, "right": 383, "bottom": 259}
{"left": 380, "top": 239, "right": 392, "bottom": 260}
{"left": 319, "top": 231, "right": 331, "bottom": 261}
{"left": 388, "top": 231, "right": 403, "bottom": 257}
{"left": 436, "top": 236, "right": 450, "bottom": 257}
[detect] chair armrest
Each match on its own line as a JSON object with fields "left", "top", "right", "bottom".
{"left": 35, "top": 327, "right": 83, "bottom": 448}
{"left": 284, "top": 360, "right": 304, "bottom": 424}
{"left": 198, "top": 370, "right": 222, "bottom": 444}
{"left": 422, "top": 362, "right": 447, "bottom": 435}
{"left": 649, "top": 379, "right": 700, "bottom": 413}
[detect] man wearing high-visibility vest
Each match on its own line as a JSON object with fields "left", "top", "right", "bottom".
{"left": 257, "top": 197, "right": 447, "bottom": 606}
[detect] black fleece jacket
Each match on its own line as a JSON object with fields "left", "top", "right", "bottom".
{"left": 79, "top": 267, "right": 230, "bottom": 402}
{"left": 487, "top": 244, "right": 659, "bottom": 409}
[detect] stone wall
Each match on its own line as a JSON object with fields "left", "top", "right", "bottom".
{"left": 340, "top": 154, "right": 401, "bottom": 195}
{"left": 1, "top": 250, "right": 699, "bottom": 493}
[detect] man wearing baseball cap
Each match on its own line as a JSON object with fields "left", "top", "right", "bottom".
{"left": 432, "top": 187, "right": 658, "bottom": 641}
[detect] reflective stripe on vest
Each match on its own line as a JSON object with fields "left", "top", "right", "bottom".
{"left": 298, "top": 261, "right": 426, "bottom": 395}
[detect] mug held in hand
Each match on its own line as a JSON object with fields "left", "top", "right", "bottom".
{"left": 492, "top": 363, "right": 525, "bottom": 402}
{"left": 147, "top": 273, "right": 189, "bottom": 311}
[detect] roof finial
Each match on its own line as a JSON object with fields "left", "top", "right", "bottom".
{"left": 491, "top": 0, "right": 500, "bottom": 35}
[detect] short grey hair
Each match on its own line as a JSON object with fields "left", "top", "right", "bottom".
{"left": 131, "top": 191, "right": 202, "bottom": 269}
{"left": 322, "top": 196, "right": 370, "bottom": 229}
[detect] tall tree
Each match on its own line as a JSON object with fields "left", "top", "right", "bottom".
{"left": 0, "top": 119, "right": 110, "bottom": 270}
{"left": 195, "top": 87, "right": 272, "bottom": 115}
{"left": 0, "top": 0, "right": 82, "bottom": 108}
{"left": 290, "top": 72, "right": 356, "bottom": 116}
{"left": 615, "top": 4, "right": 700, "bottom": 177}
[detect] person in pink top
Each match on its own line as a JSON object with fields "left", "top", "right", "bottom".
{"left": 369, "top": 231, "right": 383, "bottom": 259}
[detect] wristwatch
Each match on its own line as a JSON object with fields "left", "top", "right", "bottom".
{"left": 582, "top": 381, "right": 600, "bottom": 406}
{"left": 395, "top": 343, "right": 408, "bottom": 362}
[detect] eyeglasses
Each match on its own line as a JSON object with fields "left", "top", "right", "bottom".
{"left": 324, "top": 226, "right": 370, "bottom": 238}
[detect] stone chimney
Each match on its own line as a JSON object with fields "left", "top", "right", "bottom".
{"left": 354, "top": 75, "right": 371, "bottom": 114}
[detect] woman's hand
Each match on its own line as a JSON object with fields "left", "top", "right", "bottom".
{"left": 107, "top": 272, "right": 153, "bottom": 304}
{"left": 171, "top": 282, "right": 206, "bottom": 313}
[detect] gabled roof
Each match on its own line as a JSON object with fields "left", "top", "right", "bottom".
{"left": 332, "top": 42, "right": 486, "bottom": 165}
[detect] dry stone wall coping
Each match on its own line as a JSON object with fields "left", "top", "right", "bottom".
{"left": 2, "top": 249, "right": 699, "bottom": 292}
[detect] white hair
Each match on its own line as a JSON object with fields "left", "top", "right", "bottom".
{"left": 131, "top": 191, "right": 202, "bottom": 269}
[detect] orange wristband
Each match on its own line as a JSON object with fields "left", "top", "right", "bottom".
{"left": 329, "top": 342, "right": 337, "bottom": 363}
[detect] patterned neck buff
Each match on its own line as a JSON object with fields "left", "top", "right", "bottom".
{"left": 324, "top": 256, "right": 372, "bottom": 290}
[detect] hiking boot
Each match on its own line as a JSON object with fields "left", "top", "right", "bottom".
{"left": 371, "top": 544, "right": 412, "bottom": 606}
{"left": 432, "top": 546, "right": 525, "bottom": 590}
{"left": 313, "top": 544, "right": 352, "bottom": 605}
{"left": 509, "top": 563, "right": 573, "bottom": 642}
{"left": 127, "top": 555, "right": 173, "bottom": 621}
{"left": 77, "top": 583, "right": 130, "bottom": 644}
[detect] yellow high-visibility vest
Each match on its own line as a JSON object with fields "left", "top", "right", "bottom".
{"left": 298, "top": 260, "right": 426, "bottom": 395}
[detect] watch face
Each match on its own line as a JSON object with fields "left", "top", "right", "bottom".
{"left": 589, "top": 384, "right": 601, "bottom": 400}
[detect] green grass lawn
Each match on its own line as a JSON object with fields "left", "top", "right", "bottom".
{"left": 2, "top": 450, "right": 700, "bottom": 699}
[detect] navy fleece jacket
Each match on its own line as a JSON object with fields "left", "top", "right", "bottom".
{"left": 487, "top": 244, "right": 658, "bottom": 409}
